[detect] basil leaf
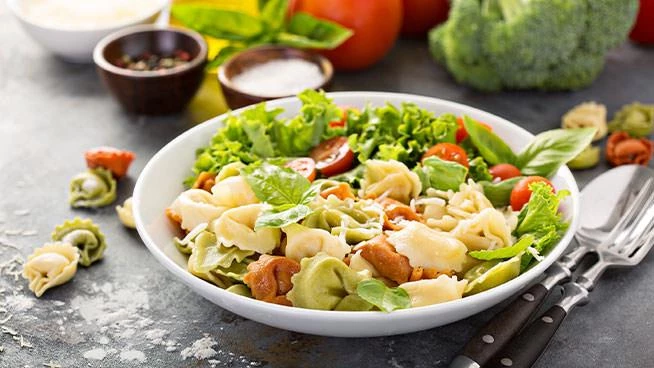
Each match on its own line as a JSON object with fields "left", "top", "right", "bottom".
{"left": 255, "top": 204, "right": 312, "bottom": 230}
{"left": 261, "top": 0, "right": 288, "bottom": 31}
{"left": 242, "top": 163, "right": 311, "bottom": 206}
{"left": 356, "top": 279, "right": 411, "bottom": 313}
{"left": 516, "top": 128, "right": 597, "bottom": 178}
{"left": 414, "top": 156, "right": 468, "bottom": 192}
{"left": 469, "top": 235, "right": 535, "bottom": 260}
{"left": 171, "top": 5, "right": 264, "bottom": 41}
{"left": 479, "top": 177, "right": 523, "bottom": 207}
{"left": 277, "top": 12, "right": 353, "bottom": 49}
{"left": 463, "top": 116, "right": 517, "bottom": 165}
{"left": 206, "top": 45, "right": 245, "bottom": 69}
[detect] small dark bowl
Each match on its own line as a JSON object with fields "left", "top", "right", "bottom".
{"left": 93, "top": 25, "right": 207, "bottom": 115}
{"left": 218, "top": 46, "right": 333, "bottom": 109}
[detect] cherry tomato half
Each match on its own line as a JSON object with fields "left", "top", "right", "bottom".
{"left": 490, "top": 164, "right": 522, "bottom": 181}
{"left": 309, "top": 136, "right": 355, "bottom": 177}
{"left": 456, "top": 117, "right": 493, "bottom": 143}
{"left": 422, "top": 143, "right": 469, "bottom": 167}
{"left": 510, "top": 176, "right": 554, "bottom": 211}
{"left": 286, "top": 158, "right": 317, "bottom": 182}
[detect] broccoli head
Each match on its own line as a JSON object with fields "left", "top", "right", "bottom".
{"left": 429, "top": 0, "right": 639, "bottom": 91}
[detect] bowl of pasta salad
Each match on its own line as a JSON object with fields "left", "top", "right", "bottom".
{"left": 133, "top": 91, "right": 592, "bottom": 337}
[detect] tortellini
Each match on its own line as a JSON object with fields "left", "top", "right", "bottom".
{"left": 561, "top": 101, "right": 608, "bottom": 141}
{"left": 453, "top": 208, "right": 513, "bottom": 251}
{"left": 348, "top": 250, "right": 380, "bottom": 278}
{"left": 302, "top": 196, "right": 384, "bottom": 244}
{"left": 51, "top": 217, "right": 106, "bottom": 267}
{"left": 361, "top": 160, "right": 421, "bottom": 204}
{"left": 192, "top": 231, "right": 253, "bottom": 281}
{"left": 115, "top": 197, "right": 135, "bottom": 229}
{"left": 211, "top": 204, "right": 280, "bottom": 254}
{"left": 424, "top": 182, "right": 493, "bottom": 232}
{"left": 243, "top": 255, "right": 300, "bottom": 306}
{"left": 22, "top": 242, "right": 79, "bottom": 297}
{"left": 211, "top": 175, "right": 258, "bottom": 208}
{"left": 399, "top": 275, "right": 467, "bottom": 308}
{"left": 282, "top": 224, "right": 350, "bottom": 262}
{"left": 169, "top": 189, "right": 227, "bottom": 231}
{"left": 69, "top": 168, "right": 117, "bottom": 208}
{"left": 387, "top": 222, "right": 468, "bottom": 273}
{"left": 287, "top": 253, "right": 371, "bottom": 310}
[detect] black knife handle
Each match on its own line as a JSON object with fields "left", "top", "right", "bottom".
{"left": 487, "top": 305, "right": 567, "bottom": 368}
{"left": 452, "top": 283, "right": 549, "bottom": 367}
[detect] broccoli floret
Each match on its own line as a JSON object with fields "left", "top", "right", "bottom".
{"left": 428, "top": 0, "right": 639, "bottom": 91}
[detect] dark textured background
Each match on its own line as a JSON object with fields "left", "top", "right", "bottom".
{"left": 2, "top": 4, "right": 654, "bottom": 367}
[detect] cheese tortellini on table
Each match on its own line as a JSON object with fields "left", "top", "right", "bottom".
{"left": 69, "top": 167, "right": 117, "bottom": 208}
{"left": 22, "top": 242, "right": 80, "bottom": 297}
{"left": 51, "top": 217, "right": 106, "bottom": 267}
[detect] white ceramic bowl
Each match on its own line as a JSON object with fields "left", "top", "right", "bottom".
{"left": 133, "top": 92, "right": 579, "bottom": 337}
{"left": 7, "top": 0, "right": 168, "bottom": 63}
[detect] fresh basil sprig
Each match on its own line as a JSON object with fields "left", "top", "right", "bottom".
{"left": 356, "top": 279, "right": 411, "bottom": 313}
{"left": 479, "top": 177, "right": 523, "bottom": 207}
{"left": 242, "top": 163, "right": 319, "bottom": 230}
{"left": 463, "top": 116, "right": 517, "bottom": 166}
{"left": 172, "top": 1, "right": 353, "bottom": 67}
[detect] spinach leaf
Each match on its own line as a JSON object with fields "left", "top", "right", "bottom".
{"left": 414, "top": 156, "right": 468, "bottom": 192}
{"left": 479, "top": 177, "right": 523, "bottom": 207}
{"left": 357, "top": 279, "right": 411, "bottom": 312}
{"left": 278, "top": 12, "right": 353, "bottom": 49}
{"left": 463, "top": 116, "right": 517, "bottom": 165}
{"left": 516, "top": 128, "right": 596, "bottom": 178}
{"left": 469, "top": 235, "right": 535, "bottom": 260}
{"left": 261, "top": 0, "right": 288, "bottom": 31}
{"left": 171, "top": 5, "right": 264, "bottom": 41}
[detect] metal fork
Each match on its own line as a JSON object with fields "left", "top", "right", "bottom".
{"left": 448, "top": 178, "right": 654, "bottom": 368}
{"left": 487, "top": 191, "right": 654, "bottom": 368}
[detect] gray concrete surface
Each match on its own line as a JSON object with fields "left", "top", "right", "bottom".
{"left": 1, "top": 4, "right": 653, "bottom": 367}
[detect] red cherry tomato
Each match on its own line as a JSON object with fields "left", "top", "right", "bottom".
{"left": 489, "top": 164, "right": 522, "bottom": 181}
{"left": 629, "top": 0, "right": 654, "bottom": 44}
{"left": 309, "top": 136, "right": 355, "bottom": 177}
{"left": 422, "top": 143, "right": 469, "bottom": 167}
{"left": 510, "top": 176, "right": 554, "bottom": 211}
{"left": 286, "top": 158, "right": 317, "bottom": 182}
{"left": 456, "top": 117, "right": 493, "bottom": 143}
{"left": 400, "top": 0, "right": 450, "bottom": 37}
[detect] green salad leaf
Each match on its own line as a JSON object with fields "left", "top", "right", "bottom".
{"left": 469, "top": 234, "right": 535, "bottom": 260}
{"left": 517, "top": 128, "right": 597, "bottom": 177}
{"left": 463, "top": 116, "right": 517, "bottom": 165}
{"left": 468, "top": 156, "right": 493, "bottom": 182}
{"left": 356, "top": 279, "right": 411, "bottom": 312}
{"left": 260, "top": 0, "right": 288, "bottom": 31}
{"left": 479, "top": 177, "right": 523, "bottom": 207}
{"left": 414, "top": 156, "right": 468, "bottom": 192}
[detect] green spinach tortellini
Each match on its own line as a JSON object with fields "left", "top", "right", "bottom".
{"left": 188, "top": 231, "right": 254, "bottom": 287}
{"left": 302, "top": 196, "right": 384, "bottom": 244}
{"left": 286, "top": 252, "right": 372, "bottom": 311}
{"left": 51, "top": 217, "right": 106, "bottom": 267}
{"left": 69, "top": 168, "right": 117, "bottom": 208}
{"left": 361, "top": 160, "right": 421, "bottom": 203}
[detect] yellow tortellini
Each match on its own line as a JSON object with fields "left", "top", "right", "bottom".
{"left": 302, "top": 196, "right": 384, "bottom": 244}
{"left": 453, "top": 208, "right": 513, "bottom": 251}
{"left": 169, "top": 189, "right": 227, "bottom": 231}
{"left": 282, "top": 224, "right": 350, "bottom": 262}
{"left": 399, "top": 275, "right": 467, "bottom": 307}
{"left": 22, "top": 242, "right": 79, "bottom": 297}
{"left": 116, "top": 197, "right": 135, "bottom": 229}
{"left": 361, "top": 160, "right": 421, "bottom": 203}
{"left": 561, "top": 101, "right": 607, "bottom": 141}
{"left": 51, "top": 217, "right": 106, "bottom": 267}
{"left": 211, "top": 204, "right": 280, "bottom": 254}
{"left": 387, "top": 221, "right": 468, "bottom": 273}
{"left": 211, "top": 175, "right": 259, "bottom": 208}
{"left": 287, "top": 253, "right": 372, "bottom": 311}
{"left": 69, "top": 168, "right": 117, "bottom": 208}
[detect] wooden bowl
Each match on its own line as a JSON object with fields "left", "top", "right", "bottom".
{"left": 93, "top": 25, "right": 207, "bottom": 115}
{"left": 218, "top": 46, "right": 333, "bottom": 109}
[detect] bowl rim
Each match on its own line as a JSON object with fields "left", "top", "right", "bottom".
{"left": 93, "top": 24, "right": 208, "bottom": 78}
{"left": 133, "top": 91, "right": 580, "bottom": 322}
{"left": 7, "top": 0, "right": 168, "bottom": 33}
{"left": 218, "top": 45, "right": 334, "bottom": 100}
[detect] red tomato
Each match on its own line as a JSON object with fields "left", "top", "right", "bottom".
{"left": 291, "top": 0, "right": 403, "bottom": 70}
{"left": 510, "top": 176, "right": 554, "bottom": 211}
{"left": 456, "top": 117, "right": 493, "bottom": 143}
{"left": 401, "top": 0, "right": 450, "bottom": 37}
{"left": 422, "top": 143, "right": 469, "bottom": 167}
{"left": 309, "top": 136, "right": 355, "bottom": 176}
{"left": 489, "top": 164, "right": 522, "bottom": 181}
{"left": 286, "top": 158, "right": 317, "bottom": 182}
{"left": 630, "top": 0, "right": 654, "bottom": 44}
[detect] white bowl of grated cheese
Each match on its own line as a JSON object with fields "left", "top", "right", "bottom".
{"left": 7, "top": 0, "right": 169, "bottom": 63}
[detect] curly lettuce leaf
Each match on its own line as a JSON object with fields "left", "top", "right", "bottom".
{"left": 468, "top": 156, "right": 493, "bottom": 182}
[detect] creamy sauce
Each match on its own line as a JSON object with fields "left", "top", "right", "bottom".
{"left": 231, "top": 59, "right": 325, "bottom": 97}
{"left": 20, "top": 0, "right": 164, "bottom": 29}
